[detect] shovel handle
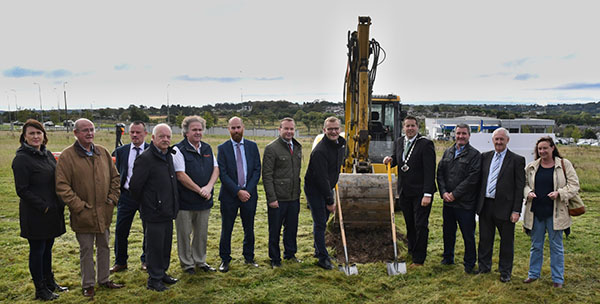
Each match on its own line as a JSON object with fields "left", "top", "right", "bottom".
{"left": 335, "top": 184, "right": 349, "bottom": 248}
{"left": 387, "top": 163, "right": 397, "bottom": 244}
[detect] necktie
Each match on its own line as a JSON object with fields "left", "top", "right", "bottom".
{"left": 134, "top": 146, "right": 141, "bottom": 158}
{"left": 235, "top": 143, "right": 245, "bottom": 187}
{"left": 403, "top": 139, "right": 411, "bottom": 159}
{"left": 486, "top": 153, "right": 502, "bottom": 197}
{"left": 288, "top": 143, "right": 293, "bottom": 155}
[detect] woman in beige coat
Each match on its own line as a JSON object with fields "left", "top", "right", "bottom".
{"left": 522, "top": 136, "right": 580, "bottom": 288}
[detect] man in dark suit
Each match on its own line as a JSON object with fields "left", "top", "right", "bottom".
{"left": 476, "top": 127, "right": 525, "bottom": 283}
{"left": 111, "top": 121, "right": 149, "bottom": 273}
{"left": 217, "top": 117, "right": 261, "bottom": 272}
{"left": 383, "top": 115, "right": 436, "bottom": 268}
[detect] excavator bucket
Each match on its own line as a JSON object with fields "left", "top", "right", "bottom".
{"left": 336, "top": 173, "right": 397, "bottom": 228}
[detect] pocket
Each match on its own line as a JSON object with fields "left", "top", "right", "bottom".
{"left": 274, "top": 178, "right": 291, "bottom": 199}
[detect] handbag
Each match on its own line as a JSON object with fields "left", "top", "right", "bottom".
{"left": 560, "top": 159, "right": 585, "bottom": 216}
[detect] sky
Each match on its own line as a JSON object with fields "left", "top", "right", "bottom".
{"left": 1, "top": 0, "right": 599, "bottom": 112}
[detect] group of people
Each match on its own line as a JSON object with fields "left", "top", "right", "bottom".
{"left": 12, "top": 114, "right": 580, "bottom": 300}
{"left": 383, "top": 116, "right": 580, "bottom": 289}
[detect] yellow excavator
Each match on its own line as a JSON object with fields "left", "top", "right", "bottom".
{"left": 336, "top": 16, "right": 404, "bottom": 228}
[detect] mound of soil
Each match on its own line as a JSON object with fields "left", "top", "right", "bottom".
{"left": 325, "top": 227, "right": 408, "bottom": 264}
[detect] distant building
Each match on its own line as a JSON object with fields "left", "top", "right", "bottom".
{"left": 425, "top": 116, "right": 555, "bottom": 140}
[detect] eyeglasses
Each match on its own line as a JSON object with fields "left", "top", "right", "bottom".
{"left": 77, "top": 128, "right": 95, "bottom": 133}
{"left": 326, "top": 127, "right": 340, "bottom": 131}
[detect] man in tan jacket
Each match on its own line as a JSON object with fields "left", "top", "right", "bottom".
{"left": 56, "top": 118, "right": 123, "bottom": 299}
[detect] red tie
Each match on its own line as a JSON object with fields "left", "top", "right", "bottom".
{"left": 288, "top": 143, "right": 293, "bottom": 155}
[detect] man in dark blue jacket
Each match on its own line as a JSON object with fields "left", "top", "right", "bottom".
{"left": 172, "top": 116, "right": 219, "bottom": 274}
{"left": 129, "top": 124, "right": 179, "bottom": 292}
{"left": 111, "top": 121, "right": 149, "bottom": 273}
{"left": 217, "top": 117, "right": 261, "bottom": 272}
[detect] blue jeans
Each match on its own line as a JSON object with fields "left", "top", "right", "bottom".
{"left": 528, "top": 215, "right": 564, "bottom": 284}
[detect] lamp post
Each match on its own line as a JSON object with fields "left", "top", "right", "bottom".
{"left": 11, "top": 89, "right": 18, "bottom": 124}
{"left": 33, "top": 82, "right": 43, "bottom": 122}
{"left": 166, "top": 84, "right": 170, "bottom": 125}
{"left": 5, "top": 91, "right": 11, "bottom": 129}
{"left": 54, "top": 87, "right": 61, "bottom": 123}
{"left": 63, "top": 82, "right": 69, "bottom": 131}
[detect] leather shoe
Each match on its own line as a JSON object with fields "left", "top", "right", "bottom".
{"left": 141, "top": 262, "right": 148, "bottom": 271}
{"left": 523, "top": 277, "right": 537, "bottom": 283}
{"left": 82, "top": 286, "right": 95, "bottom": 299}
{"left": 219, "top": 261, "right": 230, "bottom": 273}
{"left": 184, "top": 268, "right": 196, "bottom": 275}
{"left": 285, "top": 257, "right": 303, "bottom": 263}
{"left": 197, "top": 263, "right": 216, "bottom": 272}
{"left": 99, "top": 280, "right": 124, "bottom": 289}
{"left": 553, "top": 282, "right": 563, "bottom": 288}
{"left": 110, "top": 264, "right": 127, "bottom": 273}
{"left": 162, "top": 275, "right": 178, "bottom": 285}
{"left": 147, "top": 281, "right": 168, "bottom": 292}
{"left": 271, "top": 261, "right": 282, "bottom": 269}
{"left": 464, "top": 267, "right": 476, "bottom": 274}
{"left": 245, "top": 259, "right": 259, "bottom": 268}
{"left": 500, "top": 275, "right": 511, "bottom": 283}
{"left": 317, "top": 259, "right": 334, "bottom": 270}
{"left": 475, "top": 268, "right": 490, "bottom": 274}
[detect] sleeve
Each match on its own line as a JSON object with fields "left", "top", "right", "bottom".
{"left": 557, "top": 158, "right": 580, "bottom": 203}
{"left": 390, "top": 138, "right": 399, "bottom": 168}
{"left": 262, "top": 145, "right": 277, "bottom": 203}
{"left": 107, "top": 150, "right": 121, "bottom": 204}
{"left": 246, "top": 143, "right": 262, "bottom": 193}
{"left": 451, "top": 151, "right": 482, "bottom": 200}
{"left": 217, "top": 144, "right": 242, "bottom": 194}
{"left": 422, "top": 140, "right": 437, "bottom": 195}
{"left": 311, "top": 150, "right": 334, "bottom": 204}
{"left": 512, "top": 155, "right": 526, "bottom": 213}
{"left": 436, "top": 151, "right": 447, "bottom": 198}
{"left": 12, "top": 155, "right": 49, "bottom": 212}
{"left": 55, "top": 154, "right": 87, "bottom": 214}
{"left": 172, "top": 146, "right": 185, "bottom": 172}
{"left": 523, "top": 163, "right": 534, "bottom": 200}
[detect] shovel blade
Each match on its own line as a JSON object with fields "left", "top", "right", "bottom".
{"left": 386, "top": 261, "right": 407, "bottom": 275}
{"left": 338, "top": 263, "right": 359, "bottom": 276}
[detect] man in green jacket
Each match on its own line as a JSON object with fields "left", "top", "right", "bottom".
{"left": 262, "top": 117, "right": 303, "bottom": 268}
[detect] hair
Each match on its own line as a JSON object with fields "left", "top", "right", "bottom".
{"left": 323, "top": 116, "right": 340, "bottom": 129}
{"left": 228, "top": 116, "right": 243, "bottom": 126}
{"left": 181, "top": 116, "right": 206, "bottom": 136}
{"left": 534, "top": 136, "right": 561, "bottom": 160}
{"left": 455, "top": 123, "right": 471, "bottom": 135}
{"left": 403, "top": 115, "right": 418, "bottom": 125}
{"left": 492, "top": 127, "right": 510, "bottom": 139}
{"left": 130, "top": 120, "right": 146, "bottom": 130}
{"left": 279, "top": 117, "right": 295, "bottom": 128}
{"left": 152, "top": 123, "right": 172, "bottom": 136}
{"left": 20, "top": 119, "right": 48, "bottom": 146}
{"left": 74, "top": 118, "right": 94, "bottom": 131}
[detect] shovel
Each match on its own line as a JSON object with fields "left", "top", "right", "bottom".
{"left": 386, "top": 163, "right": 406, "bottom": 275}
{"left": 334, "top": 184, "right": 358, "bottom": 276}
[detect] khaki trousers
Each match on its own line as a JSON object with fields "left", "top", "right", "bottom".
{"left": 75, "top": 229, "right": 110, "bottom": 288}
{"left": 175, "top": 209, "right": 211, "bottom": 269}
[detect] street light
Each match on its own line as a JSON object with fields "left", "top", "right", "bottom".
{"left": 166, "top": 84, "right": 170, "bottom": 125}
{"left": 11, "top": 89, "right": 18, "bottom": 124}
{"left": 63, "top": 82, "right": 69, "bottom": 131}
{"left": 33, "top": 82, "right": 43, "bottom": 121}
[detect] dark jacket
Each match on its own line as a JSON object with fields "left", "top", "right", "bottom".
{"left": 217, "top": 138, "right": 261, "bottom": 204}
{"left": 12, "top": 144, "right": 66, "bottom": 240}
{"left": 115, "top": 142, "right": 149, "bottom": 190}
{"left": 477, "top": 149, "right": 525, "bottom": 220}
{"left": 129, "top": 143, "right": 179, "bottom": 223}
{"left": 304, "top": 136, "right": 346, "bottom": 205}
{"left": 390, "top": 134, "right": 437, "bottom": 197}
{"left": 437, "top": 142, "right": 481, "bottom": 210}
{"left": 262, "top": 136, "right": 302, "bottom": 203}
{"left": 176, "top": 139, "right": 215, "bottom": 210}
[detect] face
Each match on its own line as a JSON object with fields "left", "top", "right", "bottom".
{"left": 24, "top": 126, "right": 44, "bottom": 149}
{"left": 537, "top": 141, "right": 554, "bottom": 160}
{"left": 323, "top": 120, "right": 340, "bottom": 141}
{"left": 228, "top": 118, "right": 244, "bottom": 142}
{"left": 403, "top": 119, "right": 418, "bottom": 139}
{"left": 454, "top": 127, "right": 470, "bottom": 147}
{"left": 129, "top": 124, "right": 147, "bottom": 147}
{"left": 279, "top": 120, "right": 295, "bottom": 142}
{"left": 74, "top": 120, "right": 95, "bottom": 146}
{"left": 492, "top": 130, "right": 509, "bottom": 153}
{"left": 152, "top": 126, "right": 172, "bottom": 152}
{"left": 186, "top": 121, "right": 204, "bottom": 145}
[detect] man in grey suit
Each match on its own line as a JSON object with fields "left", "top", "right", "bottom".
{"left": 476, "top": 127, "right": 525, "bottom": 283}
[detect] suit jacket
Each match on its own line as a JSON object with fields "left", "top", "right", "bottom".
{"left": 217, "top": 138, "right": 261, "bottom": 204}
{"left": 390, "top": 134, "right": 437, "bottom": 197}
{"left": 476, "top": 149, "right": 525, "bottom": 220}
{"left": 115, "top": 142, "right": 149, "bottom": 190}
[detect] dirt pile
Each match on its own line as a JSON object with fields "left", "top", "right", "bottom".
{"left": 325, "top": 227, "right": 408, "bottom": 263}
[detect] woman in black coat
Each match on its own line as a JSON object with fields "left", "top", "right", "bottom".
{"left": 12, "top": 119, "right": 67, "bottom": 301}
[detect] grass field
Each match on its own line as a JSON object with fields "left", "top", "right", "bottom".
{"left": 0, "top": 130, "right": 598, "bottom": 303}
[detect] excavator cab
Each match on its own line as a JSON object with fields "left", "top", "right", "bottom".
{"left": 368, "top": 94, "right": 403, "bottom": 165}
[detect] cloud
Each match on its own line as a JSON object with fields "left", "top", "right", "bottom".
{"left": 3, "top": 66, "right": 44, "bottom": 78}
{"left": 254, "top": 76, "right": 284, "bottom": 81}
{"left": 45, "top": 69, "right": 72, "bottom": 78}
{"left": 514, "top": 73, "right": 538, "bottom": 81}
{"left": 114, "top": 64, "right": 130, "bottom": 70}
{"left": 174, "top": 75, "right": 243, "bottom": 83}
{"left": 544, "top": 82, "right": 600, "bottom": 90}
{"left": 503, "top": 57, "right": 530, "bottom": 68}
{"left": 478, "top": 72, "right": 510, "bottom": 78}
{"left": 561, "top": 53, "right": 576, "bottom": 60}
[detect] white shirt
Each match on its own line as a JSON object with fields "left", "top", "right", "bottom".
{"left": 124, "top": 143, "right": 145, "bottom": 190}
{"left": 172, "top": 139, "right": 218, "bottom": 173}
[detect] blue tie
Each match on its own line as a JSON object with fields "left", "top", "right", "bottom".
{"left": 486, "top": 153, "right": 502, "bottom": 198}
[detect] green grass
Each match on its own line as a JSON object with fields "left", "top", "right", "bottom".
{"left": 0, "top": 130, "right": 599, "bottom": 303}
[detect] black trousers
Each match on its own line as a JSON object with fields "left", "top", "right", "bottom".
{"left": 219, "top": 199, "right": 257, "bottom": 263}
{"left": 399, "top": 194, "right": 432, "bottom": 264}
{"left": 267, "top": 199, "right": 300, "bottom": 263}
{"left": 305, "top": 185, "right": 332, "bottom": 262}
{"left": 28, "top": 238, "right": 54, "bottom": 282}
{"left": 442, "top": 205, "right": 476, "bottom": 268}
{"left": 478, "top": 198, "right": 515, "bottom": 276}
{"left": 114, "top": 190, "right": 146, "bottom": 265}
{"left": 145, "top": 220, "right": 173, "bottom": 284}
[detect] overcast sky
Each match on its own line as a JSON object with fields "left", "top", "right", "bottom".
{"left": 1, "top": 0, "right": 599, "bottom": 111}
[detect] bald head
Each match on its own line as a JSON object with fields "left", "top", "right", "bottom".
{"left": 73, "top": 118, "right": 95, "bottom": 149}
{"left": 228, "top": 116, "right": 245, "bottom": 142}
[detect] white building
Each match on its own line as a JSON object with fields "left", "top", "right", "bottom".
{"left": 425, "top": 116, "right": 555, "bottom": 140}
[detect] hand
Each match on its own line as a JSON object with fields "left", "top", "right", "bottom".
{"left": 383, "top": 156, "right": 392, "bottom": 165}
{"left": 237, "top": 190, "right": 251, "bottom": 203}
{"left": 421, "top": 196, "right": 432, "bottom": 207}
{"left": 268, "top": 201, "right": 279, "bottom": 208}
{"left": 442, "top": 192, "right": 455, "bottom": 202}
{"left": 527, "top": 191, "right": 537, "bottom": 199}
{"left": 547, "top": 191, "right": 559, "bottom": 200}
{"left": 510, "top": 212, "right": 520, "bottom": 223}
{"left": 198, "top": 186, "right": 212, "bottom": 200}
{"left": 326, "top": 203, "right": 336, "bottom": 213}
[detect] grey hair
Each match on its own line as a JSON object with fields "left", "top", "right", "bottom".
{"left": 455, "top": 123, "right": 471, "bottom": 135}
{"left": 492, "top": 127, "right": 510, "bottom": 138}
{"left": 152, "top": 123, "right": 172, "bottom": 136}
{"left": 74, "top": 118, "right": 94, "bottom": 131}
{"left": 181, "top": 116, "right": 206, "bottom": 136}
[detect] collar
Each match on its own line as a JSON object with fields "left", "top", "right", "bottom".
{"left": 186, "top": 138, "right": 202, "bottom": 152}
{"left": 75, "top": 141, "right": 96, "bottom": 157}
{"left": 231, "top": 138, "right": 245, "bottom": 146}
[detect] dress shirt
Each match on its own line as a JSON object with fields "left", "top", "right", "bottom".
{"left": 485, "top": 148, "right": 507, "bottom": 198}
{"left": 124, "top": 143, "right": 145, "bottom": 190}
